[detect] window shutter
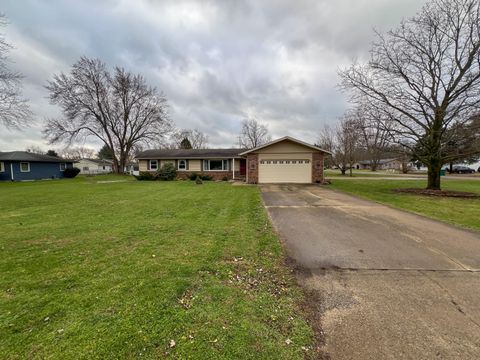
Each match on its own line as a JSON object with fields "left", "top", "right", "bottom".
{"left": 186, "top": 160, "right": 189, "bottom": 170}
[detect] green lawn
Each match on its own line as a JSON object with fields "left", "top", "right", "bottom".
{"left": 0, "top": 177, "right": 314, "bottom": 359}
{"left": 329, "top": 179, "right": 480, "bottom": 231}
{"left": 324, "top": 169, "right": 421, "bottom": 177}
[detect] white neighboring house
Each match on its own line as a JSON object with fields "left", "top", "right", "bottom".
{"left": 77, "top": 158, "right": 113, "bottom": 175}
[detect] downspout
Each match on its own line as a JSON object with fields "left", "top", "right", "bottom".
{"left": 10, "top": 163, "right": 14, "bottom": 181}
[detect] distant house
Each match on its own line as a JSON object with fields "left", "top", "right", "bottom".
{"left": 355, "top": 158, "right": 404, "bottom": 171}
{"left": 76, "top": 158, "right": 113, "bottom": 175}
{"left": 0, "top": 151, "right": 75, "bottom": 181}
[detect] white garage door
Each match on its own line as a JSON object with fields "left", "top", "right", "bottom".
{"left": 258, "top": 158, "right": 311, "bottom": 183}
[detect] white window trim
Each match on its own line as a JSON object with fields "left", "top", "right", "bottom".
{"left": 149, "top": 160, "right": 158, "bottom": 171}
{"left": 177, "top": 159, "right": 187, "bottom": 171}
{"left": 20, "top": 162, "right": 30, "bottom": 172}
{"left": 60, "top": 163, "right": 66, "bottom": 171}
{"left": 203, "top": 159, "right": 229, "bottom": 171}
{"left": 0, "top": 161, "right": 4, "bottom": 172}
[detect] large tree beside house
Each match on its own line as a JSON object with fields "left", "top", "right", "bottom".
{"left": 340, "top": 0, "right": 480, "bottom": 190}
{"left": 44, "top": 57, "right": 172, "bottom": 173}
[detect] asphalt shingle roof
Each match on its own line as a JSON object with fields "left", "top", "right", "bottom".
{"left": 0, "top": 151, "right": 71, "bottom": 163}
{"left": 135, "top": 148, "right": 247, "bottom": 159}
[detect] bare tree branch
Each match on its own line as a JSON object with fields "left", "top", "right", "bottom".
{"left": 43, "top": 57, "right": 172, "bottom": 173}
{"left": 339, "top": 0, "right": 480, "bottom": 189}
{"left": 0, "top": 14, "right": 31, "bottom": 129}
{"left": 238, "top": 118, "right": 271, "bottom": 149}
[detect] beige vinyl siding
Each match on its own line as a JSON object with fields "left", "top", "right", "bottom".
{"left": 256, "top": 140, "right": 314, "bottom": 154}
{"left": 258, "top": 153, "right": 312, "bottom": 161}
{"left": 139, "top": 160, "right": 149, "bottom": 171}
{"left": 189, "top": 160, "right": 201, "bottom": 171}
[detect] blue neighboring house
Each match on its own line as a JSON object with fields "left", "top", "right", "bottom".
{"left": 0, "top": 151, "right": 75, "bottom": 181}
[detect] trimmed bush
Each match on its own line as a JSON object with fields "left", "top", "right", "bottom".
{"left": 195, "top": 176, "right": 203, "bottom": 185}
{"left": 63, "top": 167, "right": 80, "bottom": 178}
{"left": 187, "top": 172, "right": 213, "bottom": 181}
{"left": 157, "top": 163, "right": 176, "bottom": 181}
{"left": 135, "top": 171, "right": 156, "bottom": 181}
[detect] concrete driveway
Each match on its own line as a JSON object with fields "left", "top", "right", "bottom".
{"left": 261, "top": 184, "right": 480, "bottom": 360}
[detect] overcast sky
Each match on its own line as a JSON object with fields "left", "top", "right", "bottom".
{"left": 0, "top": 0, "right": 426, "bottom": 151}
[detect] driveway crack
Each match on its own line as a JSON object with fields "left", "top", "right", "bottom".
{"left": 421, "top": 271, "right": 480, "bottom": 330}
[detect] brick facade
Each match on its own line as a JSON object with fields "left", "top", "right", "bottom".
{"left": 312, "top": 152, "right": 324, "bottom": 183}
{"left": 246, "top": 153, "right": 258, "bottom": 184}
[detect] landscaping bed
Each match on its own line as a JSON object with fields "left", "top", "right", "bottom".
{"left": 393, "top": 188, "right": 479, "bottom": 198}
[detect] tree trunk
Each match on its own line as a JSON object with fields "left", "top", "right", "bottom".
{"left": 449, "top": 162, "right": 453, "bottom": 173}
{"left": 426, "top": 111, "right": 444, "bottom": 190}
{"left": 340, "top": 167, "right": 346, "bottom": 175}
{"left": 112, "top": 157, "right": 121, "bottom": 174}
{"left": 427, "top": 158, "right": 442, "bottom": 190}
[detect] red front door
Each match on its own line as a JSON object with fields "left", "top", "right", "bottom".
{"left": 240, "top": 159, "right": 246, "bottom": 176}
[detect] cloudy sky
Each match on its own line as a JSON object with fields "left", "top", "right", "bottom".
{"left": 0, "top": 0, "right": 426, "bottom": 151}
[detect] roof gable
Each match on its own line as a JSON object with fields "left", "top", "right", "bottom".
{"left": 239, "top": 136, "right": 331, "bottom": 155}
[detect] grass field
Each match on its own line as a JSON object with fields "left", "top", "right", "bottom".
{"left": 329, "top": 179, "right": 480, "bottom": 231}
{"left": 0, "top": 176, "right": 314, "bottom": 359}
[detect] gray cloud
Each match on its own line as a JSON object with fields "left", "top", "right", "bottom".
{"left": 0, "top": 0, "right": 426, "bottom": 150}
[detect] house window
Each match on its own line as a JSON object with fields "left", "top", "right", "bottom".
{"left": 20, "top": 162, "right": 30, "bottom": 172}
{"left": 203, "top": 159, "right": 229, "bottom": 171}
{"left": 177, "top": 159, "right": 187, "bottom": 171}
{"left": 0, "top": 161, "right": 4, "bottom": 172}
{"left": 60, "top": 163, "right": 66, "bottom": 171}
{"left": 83, "top": 166, "right": 89, "bottom": 171}
{"left": 149, "top": 160, "right": 158, "bottom": 171}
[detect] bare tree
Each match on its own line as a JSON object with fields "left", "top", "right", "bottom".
{"left": 170, "top": 129, "right": 209, "bottom": 149}
{"left": 340, "top": 0, "right": 480, "bottom": 190}
{"left": 44, "top": 57, "right": 172, "bottom": 173}
{"left": 318, "top": 118, "right": 361, "bottom": 176}
{"left": 25, "top": 145, "right": 45, "bottom": 154}
{"left": 349, "top": 102, "right": 393, "bottom": 171}
{"left": 336, "top": 117, "right": 361, "bottom": 176}
{"left": 317, "top": 124, "right": 336, "bottom": 168}
{"left": 239, "top": 118, "right": 271, "bottom": 149}
{"left": 0, "top": 14, "right": 31, "bottom": 129}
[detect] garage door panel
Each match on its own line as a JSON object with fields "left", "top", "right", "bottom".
{"left": 258, "top": 158, "right": 311, "bottom": 183}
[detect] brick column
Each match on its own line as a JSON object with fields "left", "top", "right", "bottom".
{"left": 247, "top": 153, "right": 258, "bottom": 184}
{"left": 312, "top": 152, "right": 324, "bottom": 183}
